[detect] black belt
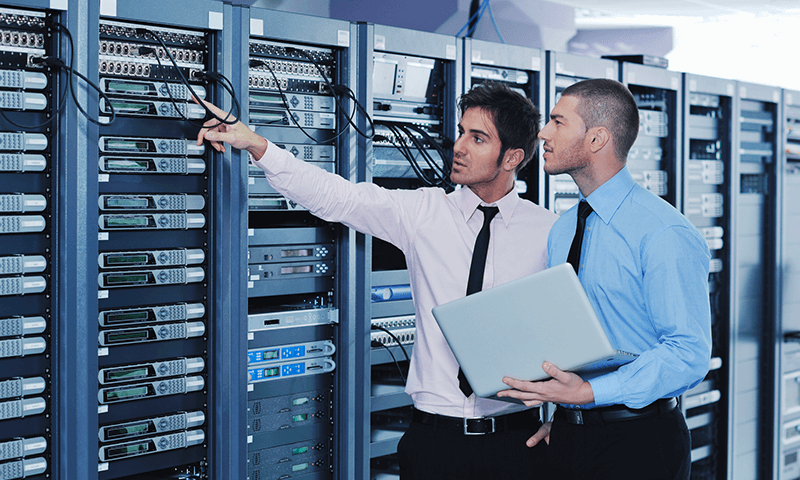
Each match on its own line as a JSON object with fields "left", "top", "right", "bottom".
{"left": 556, "top": 397, "right": 678, "bottom": 426}
{"left": 412, "top": 407, "right": 541, "bottom": 435}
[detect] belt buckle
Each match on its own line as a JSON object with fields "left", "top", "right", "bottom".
{"left": 464, "top": 416, "right": 495, "bottom": 435}
{"left": 566, "top": 409, "right": 584, "bottom": 425}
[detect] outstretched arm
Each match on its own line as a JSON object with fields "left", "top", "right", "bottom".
{"left": 194, "top": 97, "right": 269, "bottom": 159}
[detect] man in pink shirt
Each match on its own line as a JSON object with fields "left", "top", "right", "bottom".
{"left": 197, "top": 82, "right": 556, "bottom": 479}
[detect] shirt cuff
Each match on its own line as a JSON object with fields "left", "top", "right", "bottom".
{"left": 588, "top": 372, "right": 622, "bottom": 407}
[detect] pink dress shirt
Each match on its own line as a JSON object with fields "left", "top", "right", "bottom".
{"left": 253, "top": 141, "right": 557, "bottom": 418}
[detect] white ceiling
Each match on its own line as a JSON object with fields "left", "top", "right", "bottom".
{"left": 554, "top": 0, "right": 799, "bottom": 18}
{"left": 550, "top": 0, "right": 800, "bottom": 91}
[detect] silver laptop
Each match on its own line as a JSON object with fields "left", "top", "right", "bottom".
{"left": 432, "top": 262, "right": 637, "bottom": 399}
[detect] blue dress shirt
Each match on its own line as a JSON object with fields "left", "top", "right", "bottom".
{"left": 548, "top": 167, "right": 712, "bottom": 409}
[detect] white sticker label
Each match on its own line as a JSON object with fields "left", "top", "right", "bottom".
{"left": 98, "top": 290, "right": 109, "bottom": 299}
{"left": 338, "top": 30, "right": 350, "bottom": 47}
{"left": 98, "top": 405, "right": 108, "bottom": 414}
{"left": 446, "top": 44, "right": 457, "bottom": 60}
{"left": 22, "top": 219, "right": 44, "bottom": 228}
{"left": 374, "top": 34, "right": 386, "bottom": 51}
{"left": 98, "top": 347, "right": 109, "bottom": 357}
{"left": 98, "top": 463, "right": 109, "bottom": 472}
{"left": 248, "top": 177, "right": 255, "bottom": 185}
{"left": 99, "top": 232, "right": 109, "bottom": 241}
{"left": 98, "top": 173, "right": 110, "bottom": 183}
{"left": 251, "top": 18, "right": 264, "bottom": 37}
{"left": 99, "top": 0, "right": 116, "bottom": 17}
{"left": 248, "top": 228, "right": 255, "bottom": 236}
{"left": 248, "top": 332, "right": 254, "bottom": 340}
{"left": 208, "top": 11, "right": 223, "bottom": 30}
{"left": 50, "top": 0, "right": 68, "bottom": 10}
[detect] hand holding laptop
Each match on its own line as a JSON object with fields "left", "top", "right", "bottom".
{"left": 496, "top": 361, "right": 595, "bottom": 406}
{"left": 431, "top": 263, "right": 637, "bottom": 401}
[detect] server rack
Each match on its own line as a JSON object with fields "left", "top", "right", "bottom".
{"left": 776, "top": 88, "right": 800, "bottom": 480}
{"left": 619, "top": 61, "right": 682, "bottom": 210}
{"left": 243, "top": 7, "right": 360, "bottom": 480}
{"left": 365, "top": 24, "right": 461, "bottom": 479}
{"left": 680, "top": 73, "right": 735, "bottom": 480}
{"left": 729, "top": 81, "right": 781, "bottom": 480}
{"left": 89, "top": 0, "right": 235, "bottom": 478}
{"left": 462, "top": 38, "right": 544, "bottom": 205}
{"left": 0, "top": 3, "right": 66, "bottom": 480}
{"left": 542, "top": 51, "right": 617, "bottom": 213}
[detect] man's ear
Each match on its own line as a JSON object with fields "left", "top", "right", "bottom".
{"left": 503, "top": 148, "right": 524, "bottom": 172}
{"left": 587, "top": 126, "right": 611, "bottom": 154}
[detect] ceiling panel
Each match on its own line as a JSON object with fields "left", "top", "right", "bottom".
{"left": 554, "top": 0, "right": 797, "bottom": 18}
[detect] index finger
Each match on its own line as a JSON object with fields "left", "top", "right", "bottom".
{"left": 192, "top": 95, "right": 236, "bottom": 122}
{"left": 501, "top": 376, "right": 537, "bottom": 391}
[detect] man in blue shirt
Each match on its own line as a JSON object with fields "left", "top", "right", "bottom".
{"left": 498, "top": 78, "right": 712, "bottom": 479}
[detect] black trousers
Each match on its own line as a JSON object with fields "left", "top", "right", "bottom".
{"left": 397, "top": 414, "right": 547, "bottom": 480}
{"left": 548, "top": 406, "right": 691, "bottom": 480}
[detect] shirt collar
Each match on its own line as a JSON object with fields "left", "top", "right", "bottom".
{"left": 458, "top": 186, "right": 520, "bottom": 228}
{"left": 581, "top": 166, "right": 635, "bottom": 225}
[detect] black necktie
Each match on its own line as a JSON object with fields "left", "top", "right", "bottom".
{"left": 458, "top": 205, "right": 500, "bottom": 397}
{"left": 567, "top": 201, "right": 593, "bottom": 274}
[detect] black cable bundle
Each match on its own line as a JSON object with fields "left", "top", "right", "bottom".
{"left": 374, "top": 120, "right": 455, "bottom": 191}
{"left": 136, "top": 27, "right": 240, "bottom": 129}
{"left": 2, "top": 21, "right": 115, "bottom": 128}
{"left": 371, "top": 324, "right": 411, "bottom": 384}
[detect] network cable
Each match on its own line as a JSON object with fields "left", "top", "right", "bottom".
{"left": 456, "top": 0, "right": 505, "bottom": 43}
{"left": 249, "top": 57, "right": 371, "bottom": 145}
{"left": 371, "top": 324, "right": 410, "bottom": 384}
{"left": 374, "top": 120, "right": 455, "bottom": 191}
{"left": 136, "top": 27, "right": 240, "bottom": 128}
{"left": 1, "top": 20, "right": 115, "bottom": 128}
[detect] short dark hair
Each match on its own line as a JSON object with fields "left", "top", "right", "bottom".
{"left": 561, "top": 79, "right": 639, "bottom": 161}
{"left": 458, "top": 82, "right": 540, "bottom": 173}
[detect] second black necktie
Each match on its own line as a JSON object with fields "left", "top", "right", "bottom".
{"left": 566, "top": 201, "right": 593, "bottom": 274}
{"left": 458, "top": 205, "right": 500, "bottom": 397}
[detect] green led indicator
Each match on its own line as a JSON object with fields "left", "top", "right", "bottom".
{"left": 106, "top": 329, "right": 150, "bottom": 343}
{"left": 111, "top": 101, "right": 151, "bottom": 113}
{"left": 106, "top": 385, "right": 148, "bottom": 400}
{"left": 105, "top": 159, "right": 150, "bottom": 171}
{"left": 109, "top": 82, "right": 150, "bottom": 93}
{"left": 292, "top": 413, "right": 308, "bottom": 422}
{"left": 105, "top": 311, "right": 150, "bottom": 324}
{"left": 106, "top": 273, "right": 149, "bottom": 285}
{"left": 106, "top": 216, "right": 149, "bottom": 227}
{"left": 107, "top": 254, "right": 150, "bottom": 266}
{"left": 292, "top": 446, "right": 308, "bottom": 455}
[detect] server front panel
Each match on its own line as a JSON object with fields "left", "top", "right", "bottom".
{"left": 0, "top": 6, "right": 54, "bottom": 480}
{"left": 681, "top": 74, "right": 734, "bottom": 480}
{"left": 244, "top": 11, "right": 355, "bottom": 478}
{"left": 95, "top": 17, "right": 215, "bottom": 479}
{"left": 778, "top": 89, "right": 800, "bottom": 480}
{"left": 730, "top": 83, "right": 780, "bottom": 479}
